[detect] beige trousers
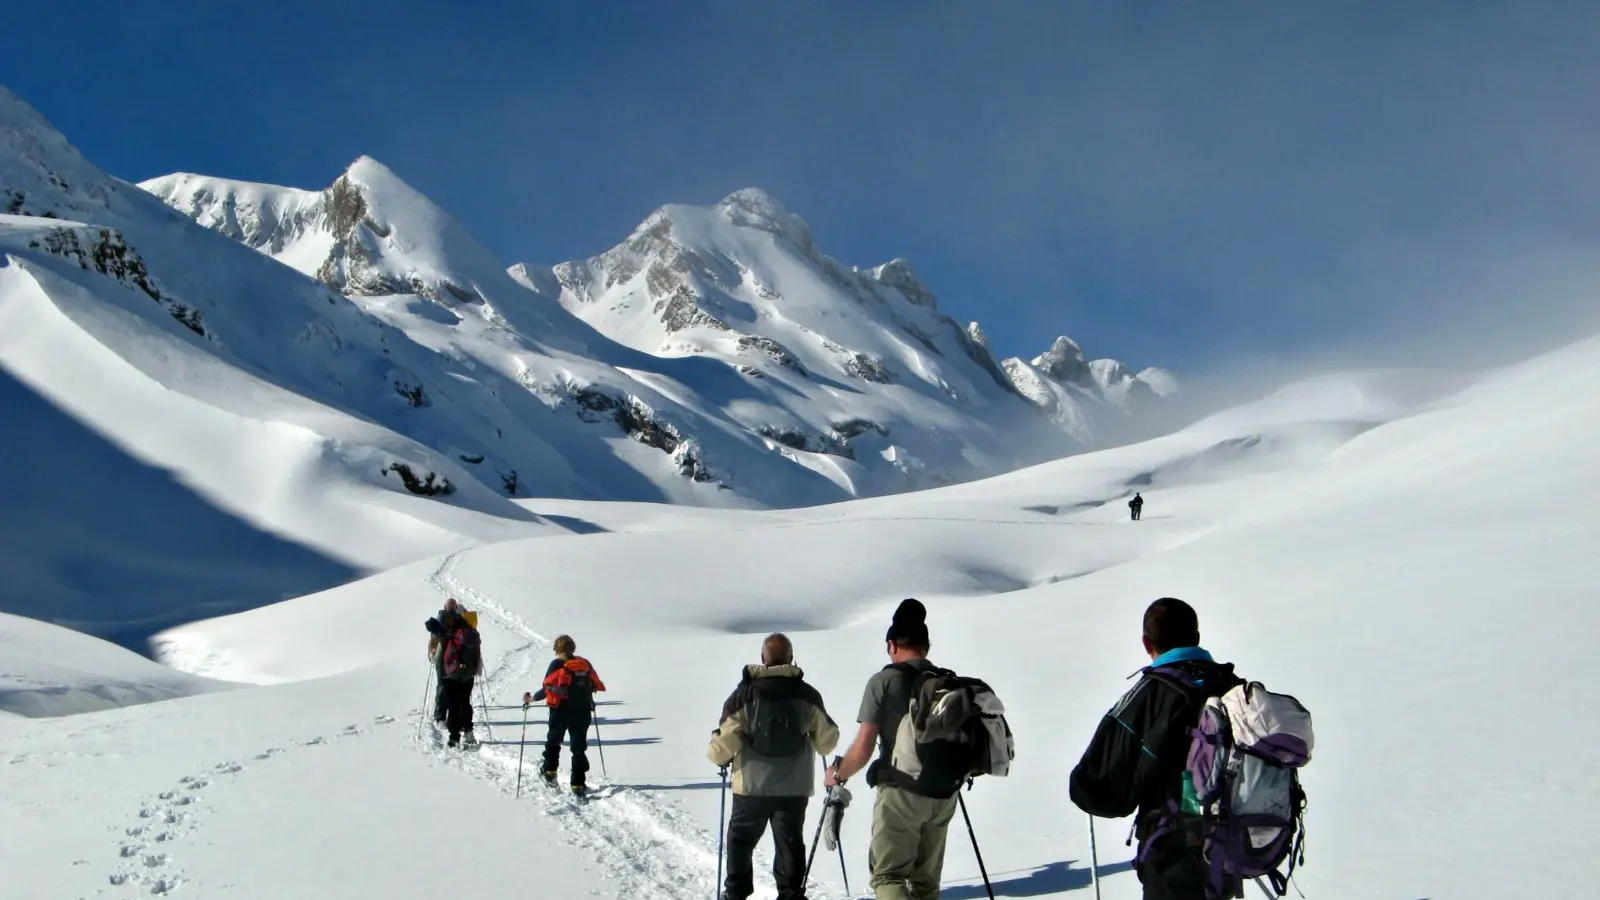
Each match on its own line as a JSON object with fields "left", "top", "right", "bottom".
{"left": 868, "top": 786, "right": 959, "bottom": 900}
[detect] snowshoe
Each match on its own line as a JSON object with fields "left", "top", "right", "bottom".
{"left": 460, "top": 734, "right": 480, "bottom": 752}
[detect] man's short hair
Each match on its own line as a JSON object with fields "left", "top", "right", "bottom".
{"left": 762, "top": 633, "right": 794, "bottom": 666}
{"left": 1143, "top": 597, "right": 1200, "bottom": 654}
{"left": 553, "top": 634, "right": 576, "bottom": 656}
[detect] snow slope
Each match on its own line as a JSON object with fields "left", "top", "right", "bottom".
{"left": 2, "top": 332, "right": 1593, "bottom": 897}
{"left": 0, "top": 613, "right": 224, "bottom": 717}
{"left": 1, "top": 86, "right": 830, "bottom": 640}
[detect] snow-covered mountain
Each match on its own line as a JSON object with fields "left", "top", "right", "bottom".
{"left": 1, "top": 84, "right": 1177, "bottom": 642}
{"left": 145, "top": 159, "right": 1173, "bottom": 501}
{"left": 1000, "top": 336, "right": 1177, "bottom": 438}
{"left": 517, "top": 189, "right": 1171, "bottom": 449}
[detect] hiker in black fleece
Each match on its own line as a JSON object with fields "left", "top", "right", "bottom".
{"left": 1069, "top": 597, "right": 1241, "bottom": 900}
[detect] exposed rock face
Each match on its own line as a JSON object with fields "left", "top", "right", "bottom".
{"left": 1033, "top": 336, "right": 1092, "bottom": 384}
{"left": 570, "top": 387, "right": 720, "bottom": 484}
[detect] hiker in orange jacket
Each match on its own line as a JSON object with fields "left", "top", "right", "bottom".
{"left": 522, "top": 635, "right": 606, "bottom": 794}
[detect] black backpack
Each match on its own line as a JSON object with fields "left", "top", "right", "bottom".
{"left": 744, "top": 686, "right": 808, "bottom": 758}
{"left": 880, "top": 665, "right": 1014, "bottom": 799}
{"left": 564, "top": 660, "right": 594, "bottom": 705}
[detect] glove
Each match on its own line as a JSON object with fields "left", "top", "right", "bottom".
{"left": 522, "top": 691, "right": 534, "bottom": 708}
{"left": 821, "top": 785, "right": 851, "bottom": 851}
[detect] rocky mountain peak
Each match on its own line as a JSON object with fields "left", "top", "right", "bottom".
{"left": 870, "top": 258, "right": 939, "bottom": 310}
{"left": 1033, "top": 335, "right": 1090, "bottom": 383}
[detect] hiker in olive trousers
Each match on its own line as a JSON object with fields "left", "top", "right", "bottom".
{"left": 826, "top": 599, "right": 955, "bottom": 900}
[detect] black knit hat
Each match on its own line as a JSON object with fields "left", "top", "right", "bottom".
{"left": 885, "top": 598, "right": 929, "bottom": 648}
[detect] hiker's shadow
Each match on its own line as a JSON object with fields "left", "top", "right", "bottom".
{"left": 482, "top": 736, "right": 663, "bottom": 748}
{"left": 941, "top": 860, "right": 1133, "bottom": 898}
{"left": 479, "top": 716, "right": 652, "bottom": 728}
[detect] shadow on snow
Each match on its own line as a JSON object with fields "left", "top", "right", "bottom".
{"left": 940, "top": 859, "right": 1135, "bottom": 898}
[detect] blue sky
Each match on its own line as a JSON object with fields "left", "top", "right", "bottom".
{"left": 7, "top": 2, "right": 1600, "bottom": 374}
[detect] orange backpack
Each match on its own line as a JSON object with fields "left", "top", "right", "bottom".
{"left": 543, "top": 657, "right": 605, "bottom": 708}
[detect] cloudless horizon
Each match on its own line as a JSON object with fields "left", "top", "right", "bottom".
{"left": 8, "top": 2, "right": 1600, "bottom": 375}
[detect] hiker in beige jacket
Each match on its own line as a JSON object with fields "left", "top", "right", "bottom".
{"left": 708, "top": 633, "right": 840, "bottom": 900}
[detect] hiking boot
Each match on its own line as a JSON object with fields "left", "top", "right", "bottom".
{"left": 447, "top": 733, "right": 460, "bottom": 748}
{"left": 542, "top": 769, "right": 558, "bottom": 785}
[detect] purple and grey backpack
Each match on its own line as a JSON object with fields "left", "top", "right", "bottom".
{"left": 1151, "top": 674, "right": 1313, "bottom": 899}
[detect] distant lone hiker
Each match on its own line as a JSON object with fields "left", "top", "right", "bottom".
{"left": 1130, "top": 493, "right": 1145, "bottom": 521}
{"left": 524, "top": 635, "right": 606, "bottom": 796}
{"left": 708, "top": 633, "right": 839, "bottom": 900}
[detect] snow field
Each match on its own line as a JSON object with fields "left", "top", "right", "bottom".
{"left": 127, "top": 334, "right": 1600, "bottom": 898}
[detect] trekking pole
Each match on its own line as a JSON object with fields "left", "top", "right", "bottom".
{"left": 957, "top": 793, "right": 996, "bottom": 900}
{"left": 514, "top": 701, "right": 531, "bottom": 798}
{"left": 476, "top": 679, "right": 493, "bottom": 739}
{"left": 592, "top": 699, "right": 609, "bottom": 780}
{"left": 714, "top": 766, "right": 729, "bottom": 900}
{"left": 804, "top": 756, "right": 828, "bottom": 883}
{"left": 1087, "top": 813, "right": 1102, "bottom": 900}
{"left": 804, "top": 804, "right": 826, "bottom": 882}
{"left": 416, "top": 667, "right": 433, "bottom": 740}
{"left": 835, "top": 828, "right": 850, "bottom": 898}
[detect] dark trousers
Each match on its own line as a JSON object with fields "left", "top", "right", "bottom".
{"left": 433, "top": 668, "right": 448, "bottom": 722}
{"left": 724, "top": 794, "right": 808, "bottom": 900}
{"left": 1136, "top": 835, "right": 1207, "bottom": 900}
{"left": 1131, "top": 506, "right": 1143, "bottom": 521}
{"left": 441, "top": 677, "right": 475, "bottom": 741}
{"left": 543, "top": 705, "right": 592, "bottom": 785}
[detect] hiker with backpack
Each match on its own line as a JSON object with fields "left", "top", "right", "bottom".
{"left": 1130, "top": 493, "right": 1145, "bottom": 521}
{"left": 523, "top": 635, "right": 606, "bottom": 796}
{"left": 707, "top": 633, "right": 840, "bottom": 900}
{"left": 426, "top": 606, "right": 483, "bottom": 749}
{"left": 1069, "top": 597, "right": 1312, "bottom": 900}
{"left": 825, "top": 599, "right": 1013, "bottom": 900}
{"left": 426, "top": 598, "right": 463, "bottom": 724}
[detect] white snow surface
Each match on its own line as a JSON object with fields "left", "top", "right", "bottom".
{"left": 0, "top": 613, "right": 224, "bottom": 717}
{"left": 2, "top": 331, "right": 1594, "bottom": 898}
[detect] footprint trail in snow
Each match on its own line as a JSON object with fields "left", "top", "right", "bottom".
{"left": 105, "top": 715, "right": 396, "bottom": 897}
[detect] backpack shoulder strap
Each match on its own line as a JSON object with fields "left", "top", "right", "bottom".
{"left": 1145, "top": 663, "right": 1241, "bottom": 703}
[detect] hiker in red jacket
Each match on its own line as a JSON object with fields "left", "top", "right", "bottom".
{"left": 523, "top": 635, "right": 606, "bottom": 794}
